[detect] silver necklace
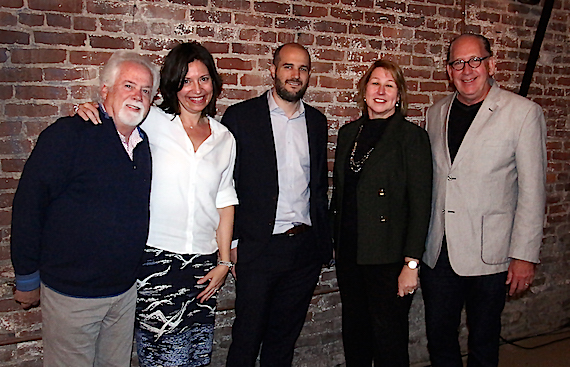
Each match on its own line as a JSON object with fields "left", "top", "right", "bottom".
{"left": 349, "top": 124, "right": 374, "bottom": 173}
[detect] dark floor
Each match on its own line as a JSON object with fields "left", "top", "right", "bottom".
{"left": 411, "top": 327, "right": 570, "bottom": 367}
{"left": 497, "top": 328, "right": 570, "bottom": 367}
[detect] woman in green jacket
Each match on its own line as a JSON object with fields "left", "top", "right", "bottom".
{"left": 331, "top": 60, "right": 433, "bottom": 366}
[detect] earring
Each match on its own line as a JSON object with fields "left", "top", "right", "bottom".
{"left": 396, "top": 100, "right": 400, "bottom": 108}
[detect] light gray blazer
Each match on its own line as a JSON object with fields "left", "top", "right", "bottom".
{"left": 423, "top": 80, "right": 547, "bottom": 276}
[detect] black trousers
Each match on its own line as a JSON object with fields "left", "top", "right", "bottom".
{"left": 421, "top": 243, "right": 507, "bottom": 367}
{"left": 226, "top": 230, "right": 322, "bottom": 367}
{"left": 336, "top": 260, "right": 413, "bottom": 367}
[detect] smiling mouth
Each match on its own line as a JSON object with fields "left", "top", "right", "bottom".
{"left": 286, "top": 79, "right": 303, "bottom": 87}
{"left": 461, "top": 76, "right": 477, "bottom": 83}
{"left": 124, "top": 101, "right": 144, "bottom": 114}
{"left": 188, "top": 96, "right": 207, "bottom": 103}
{"left": 373, "top": 98, "right": 387, "bottom": 103}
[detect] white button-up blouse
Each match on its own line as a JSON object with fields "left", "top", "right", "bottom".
{"left": 141, "top": 106, "right": 238, "bottom": 255}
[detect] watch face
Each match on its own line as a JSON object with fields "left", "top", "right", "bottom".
{"left": 407, "top": 260, "right": 419, "bottom": 269}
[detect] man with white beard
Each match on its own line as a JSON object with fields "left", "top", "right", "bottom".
{"left": 10, "top": 51, "right": 158, "bottom": 367}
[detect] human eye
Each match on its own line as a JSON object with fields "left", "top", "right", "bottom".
{"left": 124, "top": 83, "right": 133, "bottom": 89}
{"left": 200, "top": 75, "right": 210, "bottom": 82}
{"left": 467, "top": 56, "right": 485, "bottom": 68}
{"left": 183, "top": 79, "right": 190, "bottom": 84}
{"left": 142, "top": 88, "right": 151, "bottom": 95}
{"left": 300, "top": 66, "right": 309, "bottom": 72}
{"left": 450, "top": 59, "right": 465, "bottom": 70}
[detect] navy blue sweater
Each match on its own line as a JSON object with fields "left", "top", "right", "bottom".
{"left": 11, "top": 113, "right": 151, "bottom": 297}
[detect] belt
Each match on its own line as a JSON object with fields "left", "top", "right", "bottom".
{"left": 280, "top": 224, "right": 311, "bottom": 237}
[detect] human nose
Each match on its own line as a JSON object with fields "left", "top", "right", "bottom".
{"left": 461, "top": 61, "right": 475, "bottom": 73}
{"left": 132, "top": 87, "right": 143, "bottom": 101}
{"left": 291, "top": 67, "right": 300, "bottom": 79}
{"left": 189, "top": 80, "right": 202, "bottom": 93}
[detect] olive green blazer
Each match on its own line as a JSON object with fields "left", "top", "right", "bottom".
{"left": 331, "top": 112, "right": 433, "bottom": 265}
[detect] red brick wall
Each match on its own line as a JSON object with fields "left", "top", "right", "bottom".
{"left": 1, "top": 0, "right": 569, "bottom": 365}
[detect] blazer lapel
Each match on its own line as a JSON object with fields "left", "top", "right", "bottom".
{"left": 305, "top": 103, "right": 321, "bottom": 184}
{"left": 440, "top": 97, "right": 453, "bottom": 170}
{"left": 255, "top": 92, "right": 279, "bottom": 174}
{"left": 451, "top": 83, "right": 501, "bottom": 168}
{"left": 334, "top": 118, "right": 361, "bottom": 190}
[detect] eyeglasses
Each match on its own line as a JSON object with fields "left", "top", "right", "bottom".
{"left": 448, "top": 56, "right": 491, "bottom": 71}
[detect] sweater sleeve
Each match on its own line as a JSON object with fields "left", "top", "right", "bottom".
{"left": 10, "top": 118, "right": 81, "bottom": 286}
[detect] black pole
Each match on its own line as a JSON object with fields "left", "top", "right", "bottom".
{"left": 518, "top": 0, "right": 555, "bottom": 97}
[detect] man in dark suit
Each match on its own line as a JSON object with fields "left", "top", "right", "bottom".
{"left": 222, "top": 43, "right": 332, "bottom": 367}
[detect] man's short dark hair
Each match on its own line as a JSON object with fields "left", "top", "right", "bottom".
{"left": 447, "top": 34, "right": 493, "bottom": 62}
{"left": 158, "top": 42, "right": 222, "bottom": 118}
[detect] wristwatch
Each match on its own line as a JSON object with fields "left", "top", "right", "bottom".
{"left": 406, "top": 260, "right": 419, "bottom": 270}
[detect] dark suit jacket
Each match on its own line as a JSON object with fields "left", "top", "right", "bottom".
{"left": 221, "top": 91, "right": 332, "bottom": 264}
{"left": 330, "top": 112, "right": 432, "bottom": 265}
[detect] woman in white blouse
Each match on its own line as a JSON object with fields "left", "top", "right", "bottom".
{"left": 78, "top": 42, "right": 237, "bottom": 367}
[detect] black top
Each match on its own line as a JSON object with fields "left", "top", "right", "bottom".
{"left": 340, "top": 115, "right": 393, "bottom": 263}
{"left": 11, "top": 112, "right": 151, "bottom": 297}
{"left": 448, "top": 98, "right": 483, "bottom": 163}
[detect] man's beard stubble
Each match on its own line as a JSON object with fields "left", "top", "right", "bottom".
{"left": 274, "top": 77, "right": 309, "bottom": 103}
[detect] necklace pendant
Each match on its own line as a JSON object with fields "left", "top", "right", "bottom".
{"left": 349, "top": 125, "right": 374, "bottom": 173}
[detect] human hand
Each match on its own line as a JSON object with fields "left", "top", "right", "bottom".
{"left": 506, "top": 259, "right": 536, "bottom": 296}
{"left": 13, "top": 288, "right": 40, "bottom": 310}
{"left": 397, "top": 261, "right": 419, "bottom": 297}
{"left": 75, "top": 102, "right": 101, "bottom": 124}
{"left": 197, "top": 265, "right": 229, "bottom": 303}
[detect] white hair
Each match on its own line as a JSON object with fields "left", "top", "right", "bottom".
{"left": 100, "top": 51, "right": 159, "bottom": 99}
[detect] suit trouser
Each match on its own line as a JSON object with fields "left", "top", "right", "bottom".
{"left": 420, "top": 243, "right": 507, "bottom": 367}
{"left": 226, "top": 230, "right": 322, "bottom": 367}
{"left": 336, "top": 261, "right": 413, "bottom": 367}
{"left": 41, "top": 283, "right": 136, "bottom": 367}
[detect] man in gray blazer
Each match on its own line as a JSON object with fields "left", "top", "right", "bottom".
{"left": 421, "top": 34, "right": 547, "bottom": 367}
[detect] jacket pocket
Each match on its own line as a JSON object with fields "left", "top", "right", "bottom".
{"left": 480, "top": 213, "right": 513, "bottom": 265}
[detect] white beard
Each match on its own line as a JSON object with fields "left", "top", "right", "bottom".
{"left": 117, "top": 100, "right": 146, "bottom": 127}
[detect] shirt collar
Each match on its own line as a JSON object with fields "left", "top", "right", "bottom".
{"left": 99, "top": 104, "right": 110, "bottom": 120}
{"left": 267, "top": 89, "right": 305, "bottom": 119}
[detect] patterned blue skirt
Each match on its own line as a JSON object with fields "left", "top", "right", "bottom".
{"left": 135, "top": 246, "right": 217, "bottom": 367}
